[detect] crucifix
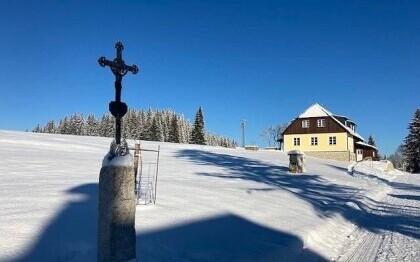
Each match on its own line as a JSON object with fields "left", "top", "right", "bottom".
{"left": 98, "top": 41, "right": 139, "bottom": 145}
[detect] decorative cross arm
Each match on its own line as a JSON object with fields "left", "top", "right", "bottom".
{"left": 98, "top": 41, "right": 139, "bottom": 77}
{"left": 98, "top": 57, "right": 139, "bottom": 77}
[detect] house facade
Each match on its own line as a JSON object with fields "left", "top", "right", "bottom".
{"left": 282, "top": 103, "right": 377, "bottom": 162}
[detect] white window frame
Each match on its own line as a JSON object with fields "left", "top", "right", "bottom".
{"left": 311, "top": 137, "right": 318, "bottom": 146}
{"left": 302, "top": 120, "right": 310, "bottom": 128}
{"left": 317, "top": 119, "right": 325, "bottom": 127}
{"left": 293, "top": 137, "right": 300, "bottom": 146}
{"left": 329, "top": 136, "right": 336, "bottom": 145}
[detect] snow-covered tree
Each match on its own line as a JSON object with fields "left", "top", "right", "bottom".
{"left": 403, "top": 109, "right": 420, "bottom": 173}
{"left": 190, "top": 107, "right": 206, "bottom": 145}
{"left": 85, "top": 114, "right": 99, "bottom": 136}
{"left": 32, "top": 107, "right": 236, "bottom": 148}
{"left": 389, "top": 144, "right": 406, "bottom": 171}
{"left": 100, "top": 114, "right": 114, "bottom": 137}
{"left": 169, "top": 115, "right": 180, "bottom": 143}
{"left": 44, "top": 120, "right": 56, "bottom": 133}
{"left": 149, "top": 116, "right": 164, "bottom": 142}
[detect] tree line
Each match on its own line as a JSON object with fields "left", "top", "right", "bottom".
{"left": 32, "top": 107, "right": 237, "bottom": 148}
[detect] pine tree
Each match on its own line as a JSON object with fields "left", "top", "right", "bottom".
{"left": 149, "top": 116, "right": 163, "bottom": 141}
{"left": 367, "top": 134, "right": 380, "bottom": 159}
{"left": 367, "top": 135, "right": 376, "bottom": 147}
{"left": 100, "top": 114, "right": 114, "bottom": 137}
{"left": 86, "top": 114, "right": 99, "bottom": 136}
{"left": 58, "top": 117, "right": 70, "bottom": 134}
{"left": 45, "top": 120, "right": 56, "bottom": 133}
{"left": 32, "top": 124, "right": 42, "bottom": 133}
{"left": 169, "top": 116, "right": 180, "bottom": 143}
{"left": 190, "top": 106, "right": 206, "bottom": 145}
{"left": 403, "top": 109, "right": 420, "bottom": 173}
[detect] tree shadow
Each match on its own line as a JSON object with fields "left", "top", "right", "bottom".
{"left": 137, "top": 214, "right": 327, "bottom": 262}
{"left": 176, "top": 149, "right": 420, "bottom": 239}
{"left": 8, "top": 183, "right": 327, "bottom": 261}
{"left": 388, "top": 194, "right": 420, "bottom": 201}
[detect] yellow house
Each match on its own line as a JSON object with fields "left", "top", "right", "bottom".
{"left": 282, "top": 103, "right": 377, "bottom": 162}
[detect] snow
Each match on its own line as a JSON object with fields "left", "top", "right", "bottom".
{"left": 298, "top": 103, "right": 333, "bottom": 118}
{"left": 0, "top": 130, "right": 418, "bottom": 262}
{"left": 102, "top": 153, "right": 134, "bottom": 167}
{"left": 355, "top": 141, "right": 378, "bottom": 150}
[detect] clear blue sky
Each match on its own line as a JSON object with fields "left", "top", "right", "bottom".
{"left": 0, "top": 0, "right": 419, "bottom": 155}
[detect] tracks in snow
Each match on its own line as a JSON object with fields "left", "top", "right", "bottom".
{"left": 335, "top": 174, "right": 420, "bottom": 262}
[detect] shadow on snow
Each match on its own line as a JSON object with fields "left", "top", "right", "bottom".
{"left": 10, "top": 183, "right": 326, "bottom": 262}
{"left": 7, "top": 149, "right": 419, "bottom": 261}
{"left": 175, "top": 149, "right": 420, "bottom": 240}
{"left": 138, "top": 214, "right": 327, "bottom": 262}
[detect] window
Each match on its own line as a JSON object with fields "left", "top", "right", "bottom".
{"left": 293, "top": 137, "right": 300, "bottom": 146}
{"left": 302, "top": 120, "right": 310, "bottom": 128}
{"left": 317, "top": 119, "right": 325, "bottom": 127}
{"left": 311, "top": 137, "right": 318, "bottom": 146}
{"left": 329, "top": 136, "right": 336, "bottom": 145}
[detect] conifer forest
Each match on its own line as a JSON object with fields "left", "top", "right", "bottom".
{"left": 32, "top": 108, "right": 237, "bottom": 148}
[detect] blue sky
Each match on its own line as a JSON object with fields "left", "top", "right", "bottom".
{"left": 0, "top": 0, "right": 419, "bottom": 155}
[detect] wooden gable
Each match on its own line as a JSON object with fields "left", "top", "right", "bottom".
{"left": 283, "top": 116, "right": 348, "bottom": 135}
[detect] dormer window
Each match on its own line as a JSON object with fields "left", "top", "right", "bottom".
{"left": 317, "top": 119, "right": 325, "bottom": 127}
{"left": 302, "top": 120, "right": 310, "bottom": 128}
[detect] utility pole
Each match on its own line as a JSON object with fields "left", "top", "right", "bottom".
{"left": 240, "top": 120, "right": 247, "bottom": 148}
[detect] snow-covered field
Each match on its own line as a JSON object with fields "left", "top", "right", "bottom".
{"left": 0, "top": 130, "right": 418, "bottom": 261}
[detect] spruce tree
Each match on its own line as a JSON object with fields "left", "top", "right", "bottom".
{"left": 367, "top": 134, "right": 380, "bottom": 159}
{"left": 86, "top": 114, "right": 99, "bottom": 136}
{"left": 45, "top": 120, "right": 56, "bottom": 133}
{"left": 403, "top": 109, "right": 420, "bottom": 173}
{"left": 32, "top": 124, "right": 42, "bottom": 133}
{"left": 367, "top": 135, "right": 376, "bottom": 147}
{"left": 190, "top": 106, "right": 206, "bottom": 145}
{"left": 149, "top": 116, "right": 163, "bottom": 141}
{"left": 169, "top": 116, "right": 180, "bottom": 143}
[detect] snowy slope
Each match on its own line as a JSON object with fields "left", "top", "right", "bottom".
{"left": 0, "top": 130, "right": 418, "bottom": 262}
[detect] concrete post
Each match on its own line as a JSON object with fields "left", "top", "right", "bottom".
{"left": 288, "top": 150, "right": 306, "bottom": 173}
{"left": 98, "top": 152, "right": 136, "bottom": 262}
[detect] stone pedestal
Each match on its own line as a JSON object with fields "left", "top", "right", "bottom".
{"left": 98, "top": 165, "right": 136, "bottom": 262}
{"left": 288, "top": 150, "right": 305, "bottom": 173}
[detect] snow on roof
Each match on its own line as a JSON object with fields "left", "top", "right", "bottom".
{"left": 299, "top": 103, "right": 333, "bottom": 118}
{"left": 356, "top": 141, "right": 378, "bottom": 150}
{"left": 298, "top": 103, "right": 365, "bottom": 141}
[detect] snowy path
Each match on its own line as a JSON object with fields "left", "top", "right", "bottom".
{"left": 336, "top": 173, "right": 420, "bottom": 262}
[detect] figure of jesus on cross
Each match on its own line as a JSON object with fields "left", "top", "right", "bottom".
{"left": 98, "top": 42, "right": 139, "bottom": 148}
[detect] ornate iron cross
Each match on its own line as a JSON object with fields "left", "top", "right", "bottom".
{"left": 98, "top": 42, "right": 139, "bottom": 145}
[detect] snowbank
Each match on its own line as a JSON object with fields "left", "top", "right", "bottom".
{"left": 349, "top": 160, "right": 404, "bottom": 184}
